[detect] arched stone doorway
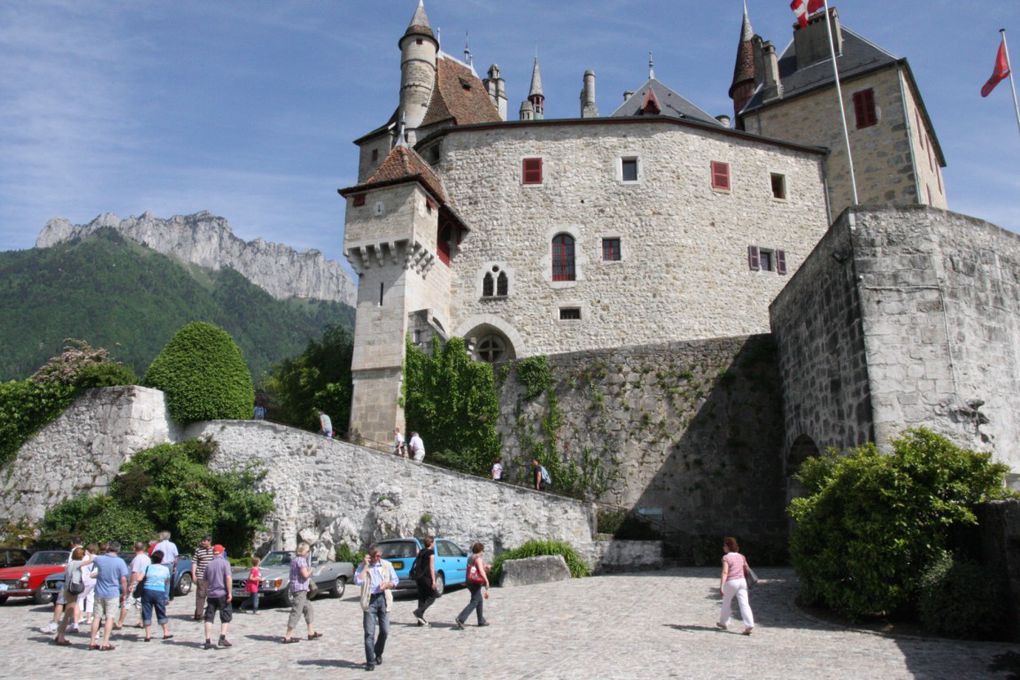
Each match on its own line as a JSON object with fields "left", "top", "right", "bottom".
{"left": 786, "top": 434, "right": 821, "bottom": 504}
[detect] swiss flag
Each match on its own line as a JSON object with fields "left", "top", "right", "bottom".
{"left": 791, "top": 0, "right": 825, "bottom": 29}
{"left": 981, "top": 39, "right": 1011, "bottom": 97}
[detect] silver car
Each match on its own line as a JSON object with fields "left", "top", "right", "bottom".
{"left": 231, "top": 550, "right": 353, "bottom": 606}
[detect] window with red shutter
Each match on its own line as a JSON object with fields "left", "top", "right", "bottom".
{"left": 352, "top": 194, "right": 366, "bottom": 207}
{"left": 371, "top": 148, "right": 379, "bottom": 162}
{"left": 853, "top": 89, "right": 877, "bottom": 129}
{"left": 602, "top": 238, "right": 621, "bottom": 261}
{"left": 523, "top": 158, "right": 543, "bottom": 185}
{"left": 747, "top": 245, "right": 760, "bottom": 271}
{"left": 552, "top": 233, "right": 575, "bottom": 281}
{"left": 776, "top": 249, "right": 787, "bottom": 275}
{"left": 711, "top": 161, "right": 730, "bottom": 191}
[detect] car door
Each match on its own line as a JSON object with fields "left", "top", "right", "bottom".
{"left": 438, "top": 540, "right": 467, "bottom": 585}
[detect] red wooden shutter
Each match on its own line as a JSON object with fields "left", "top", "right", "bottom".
{"left": 352, "top": 194, "right": 366, "bottom": 207}
{"left": 523, "top": 158, "right": 543, "bottom": 184}
{"left": 748, "top": 245, "right": 760, "bottom": 271}
{"left": 776, "top": 249, "right": 787, "bottom": 275}
{"left": 853, "top": 89, "right": 876, "bottom": 128}
{"left": 711, "top": 161, "right": 730, "bottom": 190}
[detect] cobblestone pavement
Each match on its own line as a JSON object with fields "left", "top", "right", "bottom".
{"left": 1, "top": 568, "right": 1015, "bottom": 680}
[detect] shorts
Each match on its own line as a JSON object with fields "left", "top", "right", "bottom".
{"left": 203, "top": 595, "right": 233, "bottom": 623}
{"left": 56, "top": 589, "right": 67, "bottom": 606}
{"left": 96, "top": 596, "right": 120, "bottom": 619}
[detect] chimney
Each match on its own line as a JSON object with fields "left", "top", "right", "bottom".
{"left": 762, "top": 41, "right": 783, "bottom": 102}
{"left": 715, "top": 114, "right": 732, "bottom": 128}
{"left": 581, "top": 69, "right": 598, "bottom": 118}
{"left": 794, "top": 7, "right": 843, "bottom": 68}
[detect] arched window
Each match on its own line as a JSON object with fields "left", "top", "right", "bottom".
{"left": 552, "top": 233, "right": 575, "bottom": 281}
{"left": 482, "top": 272, "right": 494, "bottom": 297}
{"left": 481, "top": 265, "right": 509, "bottom": 298}
{"left": 496, "top": 271, "right": 508, "bottom": 296}
{"left": 475, "top": 334, "right": 507, "bottom": 363}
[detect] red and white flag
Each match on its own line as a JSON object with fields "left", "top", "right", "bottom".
{"left": 791, "top": 0, "right": 825, "bottom": 29}
{"left": 981, "top": 38, "right": 1012, "bottom": 97}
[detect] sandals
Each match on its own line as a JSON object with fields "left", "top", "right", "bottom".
{"left": 307, "top": 632, "right": 323, "bottom": 640}
{"left": 53, "top": 639, "right": 72, "bottom": 646}
{"left": 163, "top": 635, "right": 174, "bottom": 640}
{"left": 143, "top": 637, "right": 151, "bottom": 642}
{"left": 282, "top": 637, "right": 300, "bottom": 644}
{"left": 89, "top": 644, "right": 99, "bottom": 650}
{"left": 99, "top": 644, "right": 116, "bottom": 651}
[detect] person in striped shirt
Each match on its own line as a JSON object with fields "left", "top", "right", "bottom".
{"left": 191, "top": 536, "right": 215, "bottom": 620}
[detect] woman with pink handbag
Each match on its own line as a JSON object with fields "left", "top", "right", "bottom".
{"left": 454, "top": 543, "right": 490, "bottom": 629}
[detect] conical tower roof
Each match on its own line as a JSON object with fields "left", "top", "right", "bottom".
{"left": 404, "top": 0, "right": 435, "bottom": 40}
{"left": 729, "top": 2, "right": 756, "bottom": 98}
{"left": 529, "top": 57, "right": 544, "bottom": 97}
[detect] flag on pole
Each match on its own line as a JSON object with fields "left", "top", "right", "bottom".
{"left": 790, "top": 0, "right": 825, "bottom": 29}
{"left": 981, "top": 38, "right": 1012, "bottom": 97}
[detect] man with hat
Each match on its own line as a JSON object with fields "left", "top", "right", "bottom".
{"left": 191, "top": 534, "right": 215, "bottom": 620}
{"left": 202, "top": 544, "right": 233, "bottom": 649}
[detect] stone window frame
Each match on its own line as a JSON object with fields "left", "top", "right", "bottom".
{"left": 477, "top": 262, "right": 513, "bottom": 300}
{"left": 558, "top": 306, "right": 582, "bottom": 321}
{"left": 601, "top": 235, "right": 623, "bottom": 262}
{"left": 541, "top": 225, "right": 586, "bottom": 289}
{"left": 522, "top": 156, "right": 545, "bottom": 186}
{"left": 616, "top": 153, "right": 642, "bottom": 184}
{"left": 555, "top": 301, "right": 586, "bottom": 323}
{"left": 769, "top": 172, "right": 787, "bottom": 201}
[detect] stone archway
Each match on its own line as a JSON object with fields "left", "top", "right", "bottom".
{"left": 463, "top": 323, "right": 516, "bottom": 364}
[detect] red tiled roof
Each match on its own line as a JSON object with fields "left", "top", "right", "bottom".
{"left": 421, "top": 56, "right": 501, "bottom": 128}
{"left": 345, "top": 145, "right": 447, "bottom": 203}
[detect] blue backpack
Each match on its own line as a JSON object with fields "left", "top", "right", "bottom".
{"left": 540, "top": 466, "right": 552, "bottom": 485}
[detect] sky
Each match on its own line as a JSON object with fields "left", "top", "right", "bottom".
{"left": 1, "top": 0, "right": 1018, "bottom": 268}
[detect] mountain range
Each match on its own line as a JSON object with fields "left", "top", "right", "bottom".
{"left": 1, "top": 216, "right": 357, "bottom": 381}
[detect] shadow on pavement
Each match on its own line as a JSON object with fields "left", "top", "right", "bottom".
{"left": 664, "top": 624, "right": 723, "bottom": 634}
{"left": 297, "top": 658, "right": 366, "bottom": 669}
{"left": 989, "top": 651, "right": 1020, "bottom": 680}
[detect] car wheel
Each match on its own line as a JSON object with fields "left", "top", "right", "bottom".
{"left": 0, "top": 595, "right": 7, "bottom": 605}
{"left": 176, "top": 572, "right": 193, "bottom": 597}
{"left": 330, "top": 576, "right": 346, "bottom": 599}
{"left": 283, "top": 587, "right": 294, "bottom": 608}
{"left": 33, "top": 589, "right": 52, "bottom": 605}
{"left": 434, "top": 572, "right": 445, "bottom": 597}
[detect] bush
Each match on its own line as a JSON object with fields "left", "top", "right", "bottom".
{"left": 788, "top": 428, "right": 1013, "bottom": 619}
{"left": 918, "top": 552, "right": 1006, "bottom": 639}
{"left": 144, "top": 322, "right": 254, "bottom": 424}
{"left": 336, "top": 542, "right": 365, "bottom": 565}
{"left": 489, "top": 539, "right": 590, "bottom": 582}
{"left": 38, "top": 494, "right": 154, "bottom": 548}
{"left": 0, "top": 379, "right": 77, "bottom": 467}
{"left": 73, "top": 361, "right": 137, "bottom": 389}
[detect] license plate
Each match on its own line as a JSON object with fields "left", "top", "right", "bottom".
{"left": 0, "top": 584, "right": 7, "bottom": 592}
{"left": 391, "top": 561, "right": 404, "bottom": 570}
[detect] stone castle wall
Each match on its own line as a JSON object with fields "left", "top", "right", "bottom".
{"left": 436, "top": 120, "right": 828, "bottom": 358}
{"left": 771, "top": 206, "right": 1020, "bottom": 471}
{"left": 0, "top": 386, "right": 178, "bottom": 522}
{"left": 495, "top": 334, "right": 788, "bottom": 563}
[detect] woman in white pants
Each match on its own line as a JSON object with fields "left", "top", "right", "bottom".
{"left": 76, "top": 543, "right": 98, "bottom": 628}
{"left": 717, "top": 536, "right": 754, "bottom": 635}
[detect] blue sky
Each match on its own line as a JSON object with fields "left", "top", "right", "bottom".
{"left": 1, "top": 0, "right": 1018, "bottom": 266}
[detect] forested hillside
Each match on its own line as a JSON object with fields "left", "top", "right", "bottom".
{"left": 0, "top": 230, "right": 354, "bottom": 380}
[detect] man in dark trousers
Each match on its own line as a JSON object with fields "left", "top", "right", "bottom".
{"left": 411, "top": 536, "right": 438, "bottom": 626}
{"left": 354, "top": 546, "right": 399, "bottom": 671}
{"left": 191, "top": 535, "right": 214, "bottom": 620}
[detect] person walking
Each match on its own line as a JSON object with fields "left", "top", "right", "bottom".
{"left": 717, "top": 536, "right": 754, "bottom": 635}
{"left": 139, "top": 549, "right": 173, "bottom": 641}
{"left": 202, "top": 544, "right": 233, "bottom": 649}
{"left": 243, "top": 556, "right": 262, "bottom": 614}
{"left": 44, "top": 536, "right": 82, "bottom": 634}
{"left": 89, "top": 541, "right": 129, "bottom": 651}
{"left": 282, "top": 543, "right": 321, "bottom": 643}
{"left": 393, "top": 428, "right": 406, "bottom": 457}
{"left": 76, "top": 543, "right": 98, "bottom": 628}
{"left": 411, "top": 536, "right": 438, "bottom": 626}
{"left": 53, "top": 546, "right": 86, "bottom": 646}
{"left": 191, "top": 535, "right": 215, "bottom": 621}
{"left": 531, "top": 459, "right": 550, "bottom": 491}
{"left": 491, "top": 459, "right": 503, "bottom": 482}
{"left": 153, "top": 531, "right": 179, "bottom": 601}
{"left": 118, "top": 542, "right": 151, "bottom": 629}
{"left": 318, "top": 410, "right": 334, "bottom": 438}
{"left": 408, "top": 432, "right": 425, "bottom": 463}
{"left": 454, "top": 543, "right": 490, "bottom": 629}
{"left": 354, "top": 546, "right": 398, "bottom": 671}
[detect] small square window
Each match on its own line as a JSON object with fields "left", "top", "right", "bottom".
{"left": 602, "top": 238, "right": 621, "bottom": 261}
{"left": 770, "top": 173, "right": 786, "bottom": 200}
{"left": 523, "top": 157, "right": 543, "bottom": 185}
{"left": 559, "top": 307, "right": 581, "bottom": 320}
{"left": 711, "top": 161, "right": 730, "bottom": 191}
{"left": 621, "top": 158, "right": 638, "bottom": 182}
{"left": 759, "top": 248, "right": 775, "bottom": 272}
{"left": 352, "top": 194, "right": 366, "bottom": 207}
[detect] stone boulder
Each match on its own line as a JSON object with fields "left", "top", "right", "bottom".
{"left": 498, "top": 554, "right": 571, "bottom": 588}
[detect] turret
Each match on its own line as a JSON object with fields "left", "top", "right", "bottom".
{"left": 484, "top": 64, "right": 508, "bottom": 121}
{"left": 528, "top": 57, "right": 545, "bottom": 119}
{"left": 580, "top": 69, "right": 598, "bottom": 118}
{"left": 519, "top": 99, "right": 535, "bottom": 121}
{"left": 399, "top": 0, "right": 438, "bottom": 140}
{"left": 729, "top": 2, "right": 757, "bottom": 119}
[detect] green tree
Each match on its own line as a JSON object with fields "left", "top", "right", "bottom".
{"left": 403, "top": 337, "right": 501, "bottom": 475}
{"left": 262, "top": 325, "right": 353, "bottom": 436}
{"left": 788, "top": 428, "right": 1013, "bottom": 619}
{"left": 38, "top": 494, "right": 155, "bottom": 548}
{"left": 144, "top": 322, "right": 254, "bottom": 423}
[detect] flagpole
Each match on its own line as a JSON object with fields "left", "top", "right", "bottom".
{"left": 821, "top": 0, "right": 859, "bottom": 206}
{"left": 1001, "top": 29, "right": 1020, "bottom": 136}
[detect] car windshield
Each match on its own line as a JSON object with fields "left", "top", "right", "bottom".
{"left": 26, "top": 551, "right": 68, "bottom": 566}
{"left": 378, "top": 541, "right": 417, "bottom": 559}
{"left": 261, "top": 551, "right": 293, "bottom": 567}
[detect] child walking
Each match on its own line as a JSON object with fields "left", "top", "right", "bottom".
{"left": 245, "top": 557, "right": 262, "bottom": 614}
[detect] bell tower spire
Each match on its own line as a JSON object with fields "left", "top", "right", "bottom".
{"left": 728, "top": 0, "right": 757, "bottom": 121}
{"left": 528, "top": 56, "right": 545, "bottom": 119}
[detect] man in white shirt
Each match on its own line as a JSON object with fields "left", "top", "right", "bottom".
{"left": 408, "top": 432, "right": 425, "bottom": 463}
{"left": 354, "top": 546, "right": 399, "bottom": 671}
{"left": 153, "top": 531, "right": 179, "bottom": 600}
{"left": 491, "top": 459, "right": 503, "bottom": 481}
{"left": 119, "top": 542, "right": 151, "bottom": 628}
{"left": 393, "top": 428, "right": 406, "bottom": 458}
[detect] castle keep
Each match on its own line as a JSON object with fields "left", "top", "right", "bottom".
{"left": 339, "top": 1, "right": 1019, "bottom": 515}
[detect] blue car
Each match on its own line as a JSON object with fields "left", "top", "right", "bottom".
{"left": 43, "top": 553, "right": 195, "bottom": 598}
{"left": 376, "top": 538, "right": 468, "bottom": 595}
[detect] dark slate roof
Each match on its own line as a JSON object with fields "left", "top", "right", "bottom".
{"left": 420, "top": 54, "right": 501, "bottom": 128}
{"left": 610, "top": 78, "right": 722, "bottom": 126}
{"left": 339, "top": 145, "right": 448, "bottom": 204}
{"left": 741, "top": 27, "right": 898, "bottom": 112}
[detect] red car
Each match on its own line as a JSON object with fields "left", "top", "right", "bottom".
{"left": 0, "top": 550, "right": 69, "bottom": 605}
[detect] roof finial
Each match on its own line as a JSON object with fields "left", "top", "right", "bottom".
{"left": 464, "top": 31, "right": 472, "bottom": 66}
{"left": 436, "top": 26, "right": 441, "bottom": 47}
{"left": 648, "top": 51, "right": 655, "bottom": 80}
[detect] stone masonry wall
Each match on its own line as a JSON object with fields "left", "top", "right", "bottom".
{"left": 0, "top": 386, "right": 178, "bottom": 522}
{"left": 495, "top": 335, "right": 788, "bottom": 564}
{"left": 186, "top": 420, "right": 598, "bottom": 563}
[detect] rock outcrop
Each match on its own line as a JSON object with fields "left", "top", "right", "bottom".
{"left": 36, "top": 211, "right": 356, "bottom": 305}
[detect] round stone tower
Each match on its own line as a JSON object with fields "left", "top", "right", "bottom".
{"left": 399, "top": 0, "right": 438, "bottom": 137}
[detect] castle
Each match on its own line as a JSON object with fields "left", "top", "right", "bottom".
{"left": 337, "top": 1, "right": 970, "bottom": 446}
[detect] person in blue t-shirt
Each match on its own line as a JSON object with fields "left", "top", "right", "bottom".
{"left": 89, "top": 542, "right": 129, "bottom": 651}
{"left": 141, "top": 549, "right": 173, "bottom": 641}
